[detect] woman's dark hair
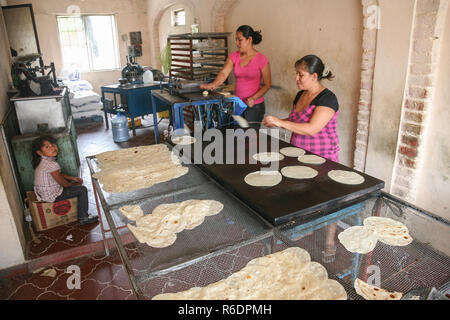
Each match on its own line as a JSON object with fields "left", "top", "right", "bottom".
{"left": 295, "top": 55, "right": 335, "bottom": 81}
{"left": 236, "top": 25, "right": 262, "bottom": 45}
{"left": 31, "top": 135, "right": 57, "bottom": 169}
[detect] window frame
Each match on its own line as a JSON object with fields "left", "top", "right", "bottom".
{"left": 171, "top": 8, "right": 186, "bottom": 27}
{"left": 56, "top": 14, "right": 121, "bottom": 73}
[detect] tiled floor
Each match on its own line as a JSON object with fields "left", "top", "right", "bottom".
{"left": 1, "top": 116, "right": 170, "bottom": 300}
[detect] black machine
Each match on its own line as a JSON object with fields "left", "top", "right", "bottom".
{"left": 11, "top": 53, "right": 58, "bottom": 97}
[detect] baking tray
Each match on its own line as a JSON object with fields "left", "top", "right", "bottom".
{"left": 169, "top": 130, "right": 385, "bottom": 226}
{"left": 85, "top": 156, "right": 210, "bottom": 208}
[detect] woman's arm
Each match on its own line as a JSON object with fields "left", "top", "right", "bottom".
{"left": 200, "top": 58, "right": 234, "bottom": 90}
{"left": 263, "top": 106, "right": 335, "bottom": 135}
{"left": 246, "top": 63, "right": 272, "bottom": 107}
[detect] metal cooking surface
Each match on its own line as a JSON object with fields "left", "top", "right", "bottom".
{"left": 171, "top": 131, "right": 385, "bottom": 225}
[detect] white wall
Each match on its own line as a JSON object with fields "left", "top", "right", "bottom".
{"left": 365, "top": 0, "right": 415, "bottom": 191}
{"left": 147, "top": 0, "right": 217, "bottom": 71}
{"left": 0, "top": 5, "right": 27, "bottom": 270}
{"left": 158, "top": 3, "right": 196, "bottom": 49}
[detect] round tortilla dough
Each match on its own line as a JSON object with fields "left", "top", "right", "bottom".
{"left": 280, "top": 147, "right": 306, "bottom": 158}
{"left": 252, "top": 152, "right": 285, "bottom": 163}
{"left": 244, "top": 171, "right": 282, "bottom": 187}
{"left": 281, "top": 166, "right": 318, "bottom": 179}
{"left": 172, "top": 135, "right": 196, "bottom": 145}
{"left": 338, "top": 226, "right": 378, "bottom": 254}
{"left": 328, "top": 170, "right": 365, "bottom": 185}
{"left": 298, "top": 154, "right": 326, "bottom": 165}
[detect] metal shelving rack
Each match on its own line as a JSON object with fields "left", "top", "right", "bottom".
{"left": 168, "top": 32, "right": 231, "bottom": 81}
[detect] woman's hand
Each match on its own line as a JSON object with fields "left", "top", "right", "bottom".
{"left": 246, "top": 97, "right": 255, "bottom": 107}
{"left": 263, "top": 115, "right": 283, "bottom": 128}
{"left": 200, "top": 83, "right": 215, "bottom": 90}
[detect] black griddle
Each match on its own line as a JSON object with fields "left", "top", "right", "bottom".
{"left": 170, "top": 130, "right": 384, "bottom": 226}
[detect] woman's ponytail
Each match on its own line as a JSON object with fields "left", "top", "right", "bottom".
{"left": 236, "top": 25, "right": 262, "bottom": 45}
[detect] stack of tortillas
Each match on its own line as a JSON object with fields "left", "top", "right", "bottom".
{"left": 152, "top": 247, "right": 347, "bottom": 300}
{"left": 93, "top": 144, "right": 188, "bottom": 193}
{"left": 338, "top": 217, "right": 413, "bottom": 254}
{"left": 354, "top": 278, "right": 403, "bottom": 300}
{"left": 123, "top": 200, "right": 224, "bottom": 248}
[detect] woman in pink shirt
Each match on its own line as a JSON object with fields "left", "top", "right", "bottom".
{"left": 201, "top": 25, "right": 272, "bottom": 130}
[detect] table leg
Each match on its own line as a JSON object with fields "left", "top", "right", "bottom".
{"left": 91, "top": 177, "right": 109, "bottom": 256}
{"left": 131, "top": 117, "right": 136, "bottom": 137}
{"left": 174, "top": 103, "right": 185, "bottom": 131}
{"left": 151, "top": 94, "right": 160, "bottom": 144}
{"left": 102, "top": 91, "right": 109, "bottom": 130}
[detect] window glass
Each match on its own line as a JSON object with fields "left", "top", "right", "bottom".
{"left": 57, "top": 15, "right": 119, "bottom": 72}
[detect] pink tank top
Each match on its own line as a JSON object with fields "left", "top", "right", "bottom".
{"left": 229, "top": 51, "right": 268, "bottom": 104}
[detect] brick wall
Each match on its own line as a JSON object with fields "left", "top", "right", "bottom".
{"left": 391, "top": 0, "right": 449, "bottom": 201}
{"left": 353, "top": 0, "right": 379, "bottom": 172}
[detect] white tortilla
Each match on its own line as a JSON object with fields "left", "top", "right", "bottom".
{"left": 252, "top": 152, "right": 285, "bottom": 163}
{"left": 328, "top": 170, "right": 365, "bottom": 185}
{"left": 232, "top": 115, "right": 250, "bottom": 128}
{"left": 338, "top": 226, "right": 378, "bottom": 254}
{"left": 118, "top": 205, "right": 144, "bottom": 221}
{"left": 244, "top": 171, "right": 282, "bottom": 187}
{"left": 298, "top": 154, "right": 326, "bottom": 165}
{"left": 280, "top": 147, "right": 306, "bottom": 158}
{"left": 281, "top": 166, "right": 318, "bottom": 179}
{"left": 172, "top": 135, "right": 196, "bottom": 145}
{"left": 93, "top": 144, "right": 189, "bottom": 193}
{"left": 363, "top": 217, "right": 413, "bottom": 246}
{"left": 128, "top": 199, "right": 224, "bottom": 248}
{"left": 354, "top": 278, "right": 403, "bottom": 300}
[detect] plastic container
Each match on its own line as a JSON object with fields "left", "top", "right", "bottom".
{"left": 143, "top": 70, "right": 153, "bottom": 83}
{"left": 111, "top": 112, "right": 130, "bottom": 142}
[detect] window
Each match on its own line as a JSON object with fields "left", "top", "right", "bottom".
{"left": 172, "top": 8, "right": 186, "bottom": 27}
{"left": 57, "top": 15, "right": 119, "bottom": 72}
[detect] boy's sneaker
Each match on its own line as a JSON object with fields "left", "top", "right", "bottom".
{"left": 79, "top": 214, "right": 99, "bottom": 225}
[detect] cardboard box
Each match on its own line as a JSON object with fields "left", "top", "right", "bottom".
{"left": 26, "top": 191, "right": 78, "bottom": 231}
